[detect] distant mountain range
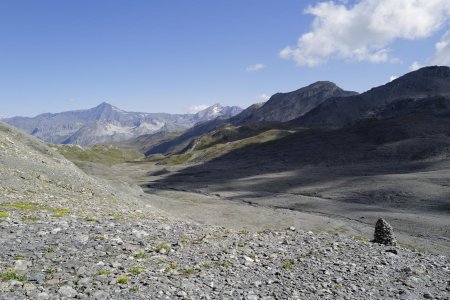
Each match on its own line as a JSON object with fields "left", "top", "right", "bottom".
{"left": 4, "top": 103, "right": 242, "bottom": 146}
{"left": 6, "top": 66, "right": 450, "bottom": 155}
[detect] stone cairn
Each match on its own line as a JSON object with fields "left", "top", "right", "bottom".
{"left": 373, "top": 218, "right": 397, "bottom": 246}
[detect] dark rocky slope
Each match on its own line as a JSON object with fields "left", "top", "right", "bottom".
{"left": 295, "top": 66, "right": 450, "bottom": 129}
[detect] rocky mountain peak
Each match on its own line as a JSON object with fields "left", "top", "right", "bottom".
{"left": 234, "top": 81, "right": 357, "bottom": 124}
{"left": 306, "top": 80, "right": 339, "bottom": 89}
{"left": 405, "top": 65, "right": 450, "bottom": 79}
{"left": 297, "top": 66, "right": 450, "bottom": 129}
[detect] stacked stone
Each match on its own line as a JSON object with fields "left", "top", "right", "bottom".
{"left": 373, "top": 218, "right": 397, "bottom": 246}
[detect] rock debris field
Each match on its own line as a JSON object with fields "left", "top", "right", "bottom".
{"left": 0, "top": 122, "right": 449, "bottom": 299}
{"left": 1, "top": 212, "right": 449, "bottom": 300}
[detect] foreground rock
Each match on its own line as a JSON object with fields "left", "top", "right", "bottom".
{"left": 373, "top": 218, "right": 397, "bottom": 246}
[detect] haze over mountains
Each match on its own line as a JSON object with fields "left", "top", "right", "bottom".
{"left": 4, "top": 103, "right": 242, "bottom": 146}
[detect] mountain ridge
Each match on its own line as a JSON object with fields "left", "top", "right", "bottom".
{"left": 294, "top": 66, "right": 450, "bottom": 128}
{"left": 235, "top": 81, "right": 357, "bottom": 124}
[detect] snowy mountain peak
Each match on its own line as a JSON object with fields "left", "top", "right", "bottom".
{"left": 194, "top": 104, "right": 242, "bottom": 121}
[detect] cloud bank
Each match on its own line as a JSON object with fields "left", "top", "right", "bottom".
{"left": 280, "top": 0, "right": 450, "bottom": 67}
{"left": 430, "top": 30, "right": 450, "bottom": 65}
{"left": 245, "top": 64, "right": 266, "bottom": 72}
{"left": 258, "top": 94, "right": 271, "bottom": 101}
{"left": 186, "top": 104, "right": 209, "bottom": 114}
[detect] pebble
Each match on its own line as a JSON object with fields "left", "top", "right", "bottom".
{"left": 59, "top": 285, "right": 77, "bottom": 298}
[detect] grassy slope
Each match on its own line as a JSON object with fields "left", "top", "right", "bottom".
{"left": 54, "top": 144, "right": 143, "bottom": 166}
{"left": 158, "top": 129, "right": 294, "bottom": 165}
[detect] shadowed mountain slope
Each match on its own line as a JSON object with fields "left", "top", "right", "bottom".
{"left": 237, "top": 81, "right": 357, "bottom": 124}
{"left": 295, "top": 66, "right": 450, "bottom": 129}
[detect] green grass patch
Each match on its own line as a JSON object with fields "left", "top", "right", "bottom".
{"left": 333, "top": 226, "right": 349, "bottom": 234}
{"left": 179, "top": 236, "right": 190, "bottom": 244}
{"left": 0, "top": 212, "right": 9, "bottom": 218}
{"left": 0, "top": 271, "right": 27, "bottom": 282}
{"left": 283, "top": 260, "right": 293, "bottom": 270}
{"left": 353, "top": 235, "right": 368, "bottom": 242}
{"left": 97, "top": 269, "right": 111, "bottom": 276}
{"left": 117, "top": 275, "right": 129, "bottom": 284}
{"left": 164, "top": 128, "right": 294, "bottom": 165}
{"left": 134, "top": 252, "right": 146, "bottom": 259}
{"left": 165, "top": 262, "right": 177, "bottom": 272}
{"left": 56, "top": 144, "right": 143, "bottom": 166}
{"left": 155, "top": 242, "right": 170, "bottom": 253}
{"left": 44, "top": 266, "right": 57, "bottom": 275}
{"left": 0, "top": 202, "right": 71, "bottom": 218}
{"left": 45, "top": 246, "right": 55, "bottom": 253}
{"left": 50, "top": 209, "right": 71, "bottom": 217}
{"left": 180, "top": 267, "right": 195, "bottom": 276}
{"left": 128, "top": 266, "right": 144, "bottom": 276}
{"left": 159, "top": 153, "right": 193, "bottom": 165}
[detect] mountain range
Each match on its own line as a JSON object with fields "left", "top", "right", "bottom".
{"left": 4, "top": 103, "right": 242, "bottom": 146}
{"left": 142, "top": 80, "right": 358, "bottom": 155}
{"left": 5, "top": 66, "right": 450, "bottom": 160}
{"left": 135, "top": 66, "right": 450, "bottom": 160}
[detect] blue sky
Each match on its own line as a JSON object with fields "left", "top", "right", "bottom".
{"left": 1, "top": 0, "right": 449, "bottom": 117}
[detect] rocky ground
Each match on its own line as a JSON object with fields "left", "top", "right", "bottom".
{"left": 1, "top": 212, "right": 449, "bottom": 300}
{"left": 1, "top": 122, "right": 449, "bottom": 299}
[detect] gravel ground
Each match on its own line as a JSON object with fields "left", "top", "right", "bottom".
{"left": 1, "top": 213, "right": 449, "bottom": 300}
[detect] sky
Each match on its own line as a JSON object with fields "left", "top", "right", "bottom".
{"left": 0, "top": 0, "right": 449, "bottom": 117}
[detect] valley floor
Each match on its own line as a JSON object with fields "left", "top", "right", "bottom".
{"left": 81, "top": 160, "right": 450, "bottom": 255}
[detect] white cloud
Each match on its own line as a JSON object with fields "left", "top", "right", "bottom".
{"left": 409, "top": 61, "right": 424, "bottom": 71}
{"left": 280, "top": 0, "right": 450, "bottom": 67}
{"left": 245, "top": 64, "right": 266, "bottom": 72}
{"left": 186, "top": 104, "right": 209, "bottom": 114}
{"left": 389, "top": 75, "right": 398, "bottom": 82}
{"left": 258, "top": 93, "right": 271, "bottom": 101}
{"left": 430, "top": 30, "right": 450, "bottom": 65}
